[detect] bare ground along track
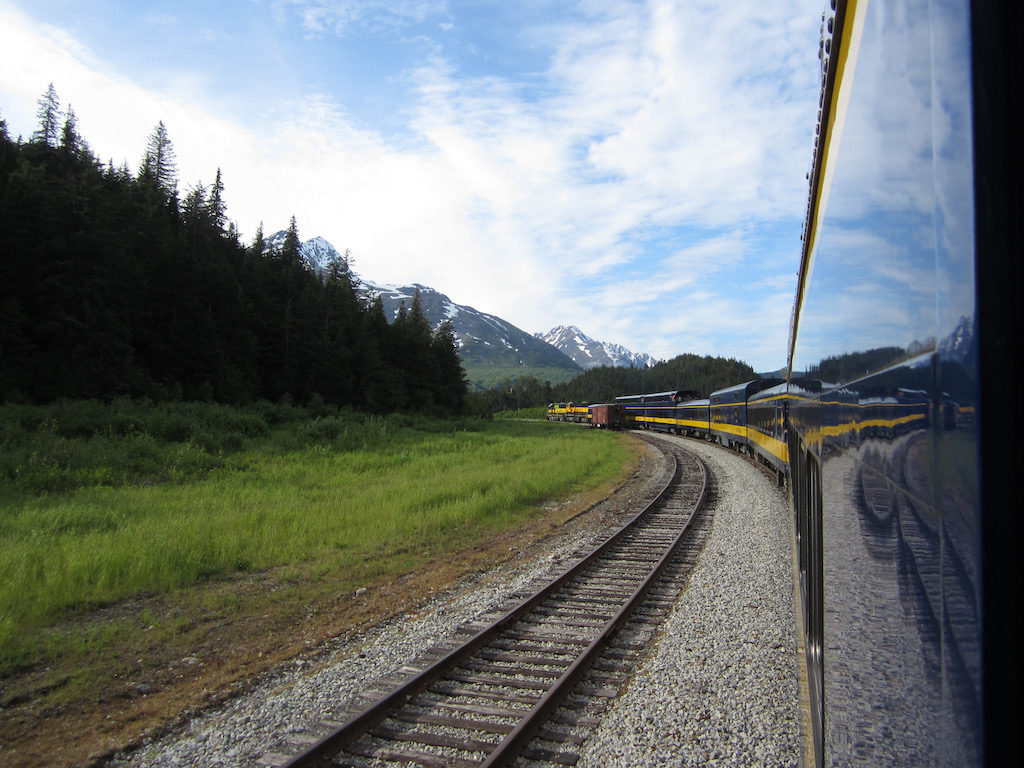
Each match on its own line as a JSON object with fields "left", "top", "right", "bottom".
{"left": 261, "top": 435, "right": 714, "bottom": 768}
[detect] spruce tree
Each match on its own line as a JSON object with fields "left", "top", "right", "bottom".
{"left": 282, "top": 215, "right": 301, "bottom": 266}
{"left": 431, "top": 320, "right": 468, "bottom": 413}
{"left": 59, "top": 105, "right": 85, "bottom": 158}
{"left": 250, "top": 222, "right": 266, "bottom": 256}
{"left": 140, "top": 120, "right": 178, "bottom": 196}
{"left": 207, "top": 168, "right": 226, "bottom": 231}
{"left": 33, "top": 83, "right": 61, "bottom": 146}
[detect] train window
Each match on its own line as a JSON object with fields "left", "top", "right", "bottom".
{"left": 790, "top": 432, "right": 824, "bottom": 767}
{"left": 805, "top": 451, "right": 824, "bottom": 766}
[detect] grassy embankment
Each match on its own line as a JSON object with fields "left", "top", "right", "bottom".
{"left": 0, "top": 399, "right": 632, "bottom": 710}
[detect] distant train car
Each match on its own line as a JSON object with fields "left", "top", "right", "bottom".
{"left": 708, "top": 378, "right": 783, "bottom": 452}
{"left": 673, "top": 394, "right": 710, "bottom": 439}
{"left": 590, "top": 403, "right": 626, "bottom": 430}
{"left": 746, "top": 380, "right": 817, "bottom": 483}
{"left": 613, "top": 390, "right": 709, "bottom": 436}
{"left": 786, "top": 1, "right": 1019, "bottom": 765}
{"left": 641, "top": 390, "right": 683, "bottom": 433}
{"left": 546, "top": 402, "right": 569, "bottom": 422}
{"left": 614, "top": 394, "right": 643, "bottom": 428}
{"left": 565, "top": 402, "right": 592, "bottom": 424}
{"left": 614, "top": 393, "right": 647, "bottom": 429}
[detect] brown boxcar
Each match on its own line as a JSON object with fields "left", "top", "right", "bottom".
{"left": 590, "top": 403, "right": 625, "bottom": 429}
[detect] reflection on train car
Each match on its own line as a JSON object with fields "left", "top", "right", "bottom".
{"left": 781, "top": 0, "right": 1016, "bottom": 764}
{"left": 748, "top": 378, "right": 820, "bottom": 484}
{"left": 709, "top": 378, "right": 784, "bottom": 453}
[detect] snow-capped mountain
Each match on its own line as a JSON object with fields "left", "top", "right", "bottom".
{"left": 938, "top": 315, "right": 975, "bottom": 364}
{"left": 536, "top": 325, "right": 657, "bottom": 370}
{"left": 363, "top": 283, "right": 580, "bottom": 382}
{"left": 264, "top": 230, "right": 347, "bottom": 275}
{"left": 261, "top": 231, "right": 630, "bottom": 385}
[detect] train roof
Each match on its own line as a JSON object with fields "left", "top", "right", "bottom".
{"left": 616, "top": 389, "right": 703, "bottom": 402}
{"left": 747, "top": 381, "right": 789, "bottom": 401}
{"left": 709, "top": 377, "right": 785, "bottom": 402}
{"left": 747, "top": 377, "right": 823, "bottom": 402}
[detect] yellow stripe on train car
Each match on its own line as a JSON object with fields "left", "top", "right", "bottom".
{"left": 711, "top": 422, "right": 747, "bottom": 438}
{"left": 748, "top": 429, "right": 788, "bottom": 462}
{"left": 675, "top": 419, "right": 709, "bottom": 429}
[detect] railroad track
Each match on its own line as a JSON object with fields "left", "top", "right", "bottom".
{"left": 262, "top": 435, "right": 711, "bottom": 767}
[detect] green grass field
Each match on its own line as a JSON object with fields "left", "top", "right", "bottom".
{"left": 0, "top": 399, "right": 630, "bottom": 677}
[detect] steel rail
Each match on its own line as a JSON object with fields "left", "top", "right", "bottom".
{"left": 279, "top": 436, "right": 706, "bottom": 767}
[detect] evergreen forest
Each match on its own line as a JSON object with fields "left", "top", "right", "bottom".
{"left": 478, "top": 354, "right": 756, "bottom": 412}
{"left": 0, "top": 86, "right": 467, "bottom": 414}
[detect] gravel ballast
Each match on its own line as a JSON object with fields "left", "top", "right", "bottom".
{"left": 109, "top": 433, "right": 802, "bottom": 767}
{"left": 577, "top": 433, "right": 801, "bottom": 767}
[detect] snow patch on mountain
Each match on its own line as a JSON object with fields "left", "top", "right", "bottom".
{"left": 264, "top": 231, "right": 349, "bottom": 275}
{"left": 262, "top": 231, "right": 581, "bottom": 378}
{"left": 536, "top": 325, "right": 658, "bottom": 369}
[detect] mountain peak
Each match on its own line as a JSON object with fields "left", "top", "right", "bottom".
{"left": 264, "top": 230, "right": 347, "bottom": 275}
{"left": 260, "top": 232, "right": 641, "bottom": 384}
{"left": 362, "top": 282, "right": 581, "bottom": 385}
{"left": 536, "top": 326, "right": 657, "bottom": 369}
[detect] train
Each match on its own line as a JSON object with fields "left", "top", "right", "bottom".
{"left": 548, "top": 1, "right": 1020, "bottom": 764}
{"left": 547, "top": 376, "right": 935, "bottom": 486}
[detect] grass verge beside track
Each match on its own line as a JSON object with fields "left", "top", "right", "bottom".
{"left": 0, "top": 400, "right": 637, "bottom": 767}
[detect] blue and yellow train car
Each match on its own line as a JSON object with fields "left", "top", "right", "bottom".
{"left": 746, "top": 380, "right": 808, "bottom": 482}
{"left": 613, "top": 394, "right": 643, "bottom": 429}
{"left": 614, "top": 390, "right": 710, "bottom": 436}
{"left": 673, "top": 394, "right": 710, "bottom": 438}
{"left": 640, "top": 390, "right": 683, "bottom": 433}
{"left": 709, "top": 378, "right": 783, "bottom": 452}
{"left": 614, "top": 393, "right": 646, "bottom": 429}
{"left": 785, "top": 0, "right": 1019, "bottom": 764}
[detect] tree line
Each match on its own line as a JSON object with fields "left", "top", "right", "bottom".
{"left": 0, "top": 85, "right": 467, "bottom": 414}
{"left": 477, "top": 353, "right": 756, "bottom": 412}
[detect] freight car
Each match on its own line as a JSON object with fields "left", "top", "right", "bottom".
{"left": 590, "top": 403, "right": 626, "bottom": 430}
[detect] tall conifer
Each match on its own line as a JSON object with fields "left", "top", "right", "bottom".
{"left": 207, "top": 168, "right": 226, "bottom": 231}
{"left": 33, "top": 83, "right": 61, "bottom": 146}
{"left": 140, "top": 121, "right": 178, "bottom": 196}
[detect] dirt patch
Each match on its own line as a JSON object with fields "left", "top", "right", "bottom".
{"left": 0, "top": 435, "right": 659, "bottom": 768}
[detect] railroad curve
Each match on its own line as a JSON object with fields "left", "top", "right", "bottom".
{"left": 262, "top": 435, "right": 713, "bottom": 768}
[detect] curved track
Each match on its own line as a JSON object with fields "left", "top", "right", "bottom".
{"left": 265, "top": 436, "right": 709, "bottom": 768}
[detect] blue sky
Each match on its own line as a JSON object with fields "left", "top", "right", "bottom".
{"left": 0, "top": 0, "right": 825, "bottom": 371}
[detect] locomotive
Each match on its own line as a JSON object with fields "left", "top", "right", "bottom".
{"left": 547, "top": 1, "right": 1020, "bottom": 764}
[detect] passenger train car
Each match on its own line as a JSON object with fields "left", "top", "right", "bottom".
{"left": 546, "top": 1, "right": 1019, "bottom": 763}
{"left": 788, "top": 0, "right": 1018, "bottom": 764}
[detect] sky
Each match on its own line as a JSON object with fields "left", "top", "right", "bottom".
{"left": 0, "top": 0, "right": 826, "bottom": 372}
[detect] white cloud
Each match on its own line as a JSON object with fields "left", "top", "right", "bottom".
{"left": 1, "top": 0, "right": 824, "bottom": 372}
{"left": 283, "top": 0, "right": 447, "bottom": 36}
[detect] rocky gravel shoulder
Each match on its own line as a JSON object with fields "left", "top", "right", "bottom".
{"left": 576, "top": 433, "right": 802, "bottom": 767}
{"left": 108, "top": 434, "right": 802, "bottom": 767}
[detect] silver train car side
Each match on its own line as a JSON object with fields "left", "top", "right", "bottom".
{"left": 788, "top": 0, "right": 1019, "bottom": 765}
